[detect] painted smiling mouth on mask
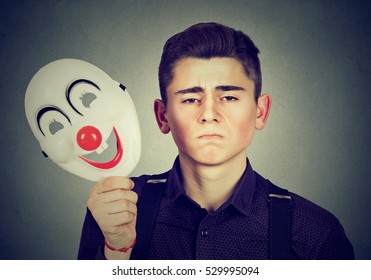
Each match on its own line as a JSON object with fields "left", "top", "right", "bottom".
{"left": 79, "top": 127, "right": 123, "bottom": 169}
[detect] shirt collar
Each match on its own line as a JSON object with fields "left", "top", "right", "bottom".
{"left": 227, "top": 158, "right": 256, "bottom": 216}
{"left": 164, "top": 156, "right": 257, "bottom": 216}
{"left": 164, "top": 156, "right": 187, "bottom": 204}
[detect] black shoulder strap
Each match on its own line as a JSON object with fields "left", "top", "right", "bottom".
{"left": 130, "top": 173, "right": 168, "bottom": 260}
{"left": 268, "top": 180, "right": 292, "bottom": 260}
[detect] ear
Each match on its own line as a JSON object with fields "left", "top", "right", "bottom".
{"left": 154, "top": 99, "right": 170, "bottom": 134}
{"left": 255, "top": 94, "right": 272, "bottom": 130}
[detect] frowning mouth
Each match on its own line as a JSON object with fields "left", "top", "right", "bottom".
{"left": 198, "top": 133, "right": 223, "bottom": 140}
{"left": 79, "top": 127, "right": 123, "bottom": 169}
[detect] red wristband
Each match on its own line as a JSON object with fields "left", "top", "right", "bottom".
{"left": 104, "top": 239, "right": 136, "bottom": 253}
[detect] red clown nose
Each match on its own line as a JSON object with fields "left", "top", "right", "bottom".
{"left": 76, "top": 125, "right": 102, "bottom": 151}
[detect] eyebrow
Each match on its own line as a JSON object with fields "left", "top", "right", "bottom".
{"left": 66, "top": 79, "right": 100, "bottom": 116}
{"left": 37, "top": 106, "right": 71, "bottom": 136}
{"left": 175, "top": 85, "right": 246, "bottom": 94}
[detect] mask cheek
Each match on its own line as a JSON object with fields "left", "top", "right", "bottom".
{"left": 40, "top": 135, "right": 74, "bottom": 164}
{"left": 91, "top": 96, "right": 119, "bottom": 122}
{"left": 96, "top": 89, "right": 135, "bottom": 122}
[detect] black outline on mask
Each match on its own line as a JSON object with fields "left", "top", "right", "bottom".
{"left": 66, "top": 79, "right": 101, "bottom": 116}
{"left": 37, "top": 106, "right": 71, "bottom": 136}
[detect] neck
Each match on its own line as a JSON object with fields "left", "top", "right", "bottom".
{"left": 179, "top": 153, "right": 247, "bottom": 212}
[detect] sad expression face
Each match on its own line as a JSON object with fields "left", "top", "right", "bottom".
{"left": 25, "top": 59, "right": 141, "bottom": 181}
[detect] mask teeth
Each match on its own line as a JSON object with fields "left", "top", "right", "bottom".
{"left": 96, "top": 142, "right": 108, "bottom": 154}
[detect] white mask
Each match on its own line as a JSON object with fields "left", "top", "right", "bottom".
{"left": 25, "top": 59, "right": 141, "bottom": 181}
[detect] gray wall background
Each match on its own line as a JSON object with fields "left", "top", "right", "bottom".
{"left": 1, "top": 0, "right": 370, "bottom": 259}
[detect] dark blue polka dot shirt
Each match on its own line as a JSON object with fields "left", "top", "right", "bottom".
{"left": 78, "top": 157, "right": 354, "bottom": 260}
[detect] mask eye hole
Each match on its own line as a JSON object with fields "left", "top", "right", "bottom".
{"left": 80, "top": 92, "right": 97, "bottom": 108}
{"left": 67, "top": 79, "right": 101, "bottom": 116}
{"left": 49, "top": 119, "right": 64, "bottom": 135}
{"left": 37, "top": 106, "right": 71, "bottom": 137}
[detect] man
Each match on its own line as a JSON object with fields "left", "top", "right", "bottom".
{"left": 78, "top": 22, "right": 354, "bottom": 260}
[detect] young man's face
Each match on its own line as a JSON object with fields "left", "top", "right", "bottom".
{"left": 155, "top": 57, "right": 270, "bottom": 166}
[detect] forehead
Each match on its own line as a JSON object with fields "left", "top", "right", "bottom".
{"left": 175, "top": 57, "right": 244, "bottom": 72}
{"left": 169, "top": 57, "right": 252, "bottom": 89}
{"left": 25, "top": 59, "right": 112, "bottom": 110}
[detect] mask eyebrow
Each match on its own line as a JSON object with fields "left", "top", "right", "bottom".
{"left": 37, "top": 106, "right": 71, "bottom": 136}
{"left": 66, "top": 79, "right": 100, "bottom": 116}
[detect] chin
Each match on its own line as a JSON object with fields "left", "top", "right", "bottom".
{"left": 196, "top": 150, "right": 247, "bottom": 166}
{"left": 189, "top": 153, "right": 228, "bottom": 167}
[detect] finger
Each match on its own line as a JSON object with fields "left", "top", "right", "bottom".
{"left": 102, "top": 200, "right": 137, "bottom": 215}
{"left": 99, "top": 189, "right": 138, "bottom": 204}
{"left": 100, "top": 211, "right": 135, "bottom": 228}
{"left": 91, "top": 177, "right": 134, "bottom": 195}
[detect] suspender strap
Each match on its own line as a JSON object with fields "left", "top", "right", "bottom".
{"left": 268, "top": 181, "right": 292, "bottom": 260}
{"left": 131, "top": 173, "right": 168, "bottom": 260}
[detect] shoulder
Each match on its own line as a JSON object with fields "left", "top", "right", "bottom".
{"left": 255, "top": 172, "right": 354, "bottom": 259}
{"left": 255, "top": 171, "right": 340, "bottom": 228}
{"left": 289, "top": 192, "right": 354, "bottom": 259}
{"left": 289, "top": 191, "right": 345, "bottom": 252}
{"left": 290, "top": 192, "right": 338, "bottom": 230}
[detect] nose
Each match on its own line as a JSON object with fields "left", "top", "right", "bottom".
{"left": 76, "top": 125, "right": 102, "bottom": 151}
{"left": 198, "top": 97, "right": 221, "bottom": 123}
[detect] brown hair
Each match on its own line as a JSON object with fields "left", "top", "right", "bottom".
{"left": 158, "top": 22, "right": 262, "bottom": 105}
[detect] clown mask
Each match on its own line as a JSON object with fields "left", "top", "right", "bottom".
{"left": 25, "top": 59, "right": 141, "bottom": 181}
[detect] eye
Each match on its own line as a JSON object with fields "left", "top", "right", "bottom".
{"left": 221, "top": 96, "right": 238, "bottom": 102}
{"left": 37, "top": 107, "right": 71, "bottom": 137}
{"left": 182, "top": 98, "right": 200, "bottom": 104}
{"left": 67, "top": 80, "right": 101, "bottom": 115}
{"left": 49, "top": 119, "right": 64, "bottom": 135}
{"left": 80, "top": 92, "right": 97, "bottom": 108}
